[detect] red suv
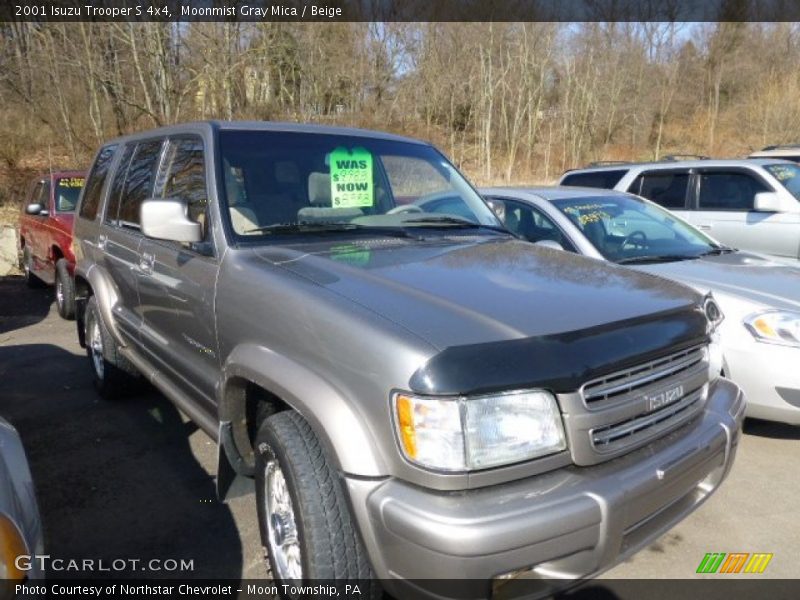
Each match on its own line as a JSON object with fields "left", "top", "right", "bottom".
{"left": 18, "top": 170, "right": 86, "bottom": 319}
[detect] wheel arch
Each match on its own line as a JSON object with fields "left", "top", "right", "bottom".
{"left": 220, "top": 344, "right": 385, "bottom": 478}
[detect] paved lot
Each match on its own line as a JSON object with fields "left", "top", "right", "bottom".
{"left": 0, "top": 275, "right": 798, "bottom": 585}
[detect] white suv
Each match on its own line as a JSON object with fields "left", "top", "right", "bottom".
{"left": 748, "top": 144, "right": 800, "bottom": 163}
{"left": 559, "top": 159, "right": 800, "bottom": 263}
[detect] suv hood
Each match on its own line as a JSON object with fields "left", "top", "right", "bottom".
{"left": 637, "top": 251, "right": 800, "bottom": 312}
{"left": 253, "top": 237, "right": 703, "bottom": 349}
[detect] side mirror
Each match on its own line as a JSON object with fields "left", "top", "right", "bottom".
{"left": 534, "top": 239, "right": 565, "bottom": 251}
{"left": 140, "top": 198, "right": 202, "bottom": 243}
{"left": 25, "top": 203, "right": 45, "bottom": 216}
{"left": 753, "top": 191, "right": 784, "bottom": 213}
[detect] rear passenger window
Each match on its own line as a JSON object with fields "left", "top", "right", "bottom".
{"left": 561, "top": 170, "right": 626, "bottom": 189}
{"left": 79, "top": 145, "right": 117, "bottom": 220}
{"left": 697, "top": 171, "right": 769, "bottom": 211}
{"left": 629, "top": 171, "right": 690, "bottom": 209}
{"left": 104, "top": 144, "right": 135, "bottom": 225}
{"left": 117, "top": 140, "right": 164, "bottom": 228}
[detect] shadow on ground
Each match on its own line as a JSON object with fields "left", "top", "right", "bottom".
{"left": 0, "top": 339, "right": 244, "bottom": 578}
{"left": 0, "top": 275, "right": 53, "bottom": 334}
{"left": 743, "top": 417, "right": 800, "bottom": 441}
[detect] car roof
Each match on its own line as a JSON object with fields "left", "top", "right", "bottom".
{"left": 562, "top": 158, "right": 792, "bottom": 174}
{"left": 102, "top": 120, "right": 428, "bottom": 147}
{"left": 483, "top": 185, "right": 633, "bottom": 202}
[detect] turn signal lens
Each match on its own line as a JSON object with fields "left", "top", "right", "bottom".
{"left": 0, "top": 514, "right": 28, "bottom": 581}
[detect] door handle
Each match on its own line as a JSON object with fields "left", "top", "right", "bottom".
{"left": 139, "top": 252, "right": 155, "bottom": 275}
{"left": 698, "top": 224, "right": 712, "bottom": 230}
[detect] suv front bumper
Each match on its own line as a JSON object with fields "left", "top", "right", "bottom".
{"left": 346, "top": 377, "right": 744, "bottom": 599}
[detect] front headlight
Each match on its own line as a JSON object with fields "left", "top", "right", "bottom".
{"left": 744, "top": 310, "right": 800, "bottom": 348}
{"left": 393, "top": 390, "right": 566, "bottom": 471}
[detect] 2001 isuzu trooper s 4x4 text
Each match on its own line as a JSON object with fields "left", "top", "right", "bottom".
{"left": 71, "top": 121, "right": 744, "bottom": 599}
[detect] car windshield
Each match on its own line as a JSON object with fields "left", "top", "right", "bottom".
{"left": 218, "top": 130, "right": 503, "bottom": 239}
{"left": 765, "top": 163, "right": 800, "bottom": 200}
{"left": 552, "top": 194, "right": 720, "bottom": 263}
{"left": 55, "top": 176, "right": 84, "bottom": 212}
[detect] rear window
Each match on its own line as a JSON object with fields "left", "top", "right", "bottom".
{"left": 54, "top": 176, "right": 85, "bottom": 212}
{"left": 561, "top": 170, "right": 627, "bottom": 189}
{"left": 629, "top": 171, "right": 690, "bottom": 209}
{"left": 78, "top": 145, "right": 116, "bottom": 220}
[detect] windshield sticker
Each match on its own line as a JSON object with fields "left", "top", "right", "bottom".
{"left": 768, "top": 165, "right": 795, "bottom": 182}
{"left": 330, "top": 244, "right": 371, "bottom": 266}
{"left": 57, "top": 177, "right": 85, "bottom": 188}
{"left": 563, "top": 203, "right": 611, "bottom": 226}
{"left": 330, "top": 147, "right": 374, "bottom": 208}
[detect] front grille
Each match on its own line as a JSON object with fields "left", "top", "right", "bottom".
{"left": 581, "top": 345, "right": 707, "bottom": 407}
{"left": 591, "top": 385, "right": 706, "bottom": 452}
{"left": 561, "top": 344, "right": 711, "bottom": 465}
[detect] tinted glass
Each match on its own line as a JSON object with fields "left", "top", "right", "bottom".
{"left": 765, "top": 163, "right": 800, "bottom": 201}
{"left": 697, "top": 171, "right": 768, "bottom": 210}
{"left": 487, "top": 198, "right": 574, "bottom": 251}
{"left": 104, "top": 144, "right": 135, "bottom": 224}
{"left": 36, "top": 181, "right": 50, "bottom": 207}
{"left": 552, "top": 194, "right": 716, "bottom": 263}
{"left": 118, "top": 140, "right": 163, "bottom": 227}
{"left": 157, "top": 138, "right": 207, "bottom": 223}
{"left": 561, "top": 170, "right": 626, "bottom": 189}
{"left": 79, "top": 145, "right": 117, "bottom": 220}
{"left": 630, "top": 171, "right": 690, "bottom": 209}
{"left": 54, "top": 176, "right": 85, "bottom": 212}
{"left": 218, "top": 131, "right": 500, "bottom": 238}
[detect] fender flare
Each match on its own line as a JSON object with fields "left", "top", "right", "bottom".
{"left": 220, "top": 343, "right": 385, "bottom": 477}
{"left": 77, "top": 263, "right": 128, "bottom": 349}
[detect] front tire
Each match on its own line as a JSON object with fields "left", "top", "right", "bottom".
{"left": 55, "top": 258, "right": 76, "bottom": 320}
{"left": 84, "top": 296, "right": 139, "bottom": 399}
{"left": 255, "top": 411, "right": 375, "bottom": 589}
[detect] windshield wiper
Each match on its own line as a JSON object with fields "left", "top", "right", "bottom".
{"left": 401, "top": 215, "right": 509, "bottom": 233}
{"left": 698, "top": 245, "right": 736, "bottom": 256}
{"left": 244, "top": 222, "right": 421, "bottom": 239}
{"left": 617, "top": 254, "right": 701, "bottom": 265}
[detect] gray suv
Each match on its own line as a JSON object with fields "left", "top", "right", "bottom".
{"left": 72, "top": 122, "right": 744, "bottom": 598}
{"left": 560, "top": 159, "right": 800, "bottom": 263}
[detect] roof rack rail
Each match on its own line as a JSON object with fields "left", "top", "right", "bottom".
{"left": 585, "top": 160, "right": 631, "bottom": 167}
{"left": 660, "top": 154, "right": 710, "bottom": 161}
{"left": 760, "top": 144, "right": 800, "bottom": 151}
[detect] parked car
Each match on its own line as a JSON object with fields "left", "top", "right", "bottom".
{"left": 481, "top": 186, "right": 800, "bottom": 426}
{"left": 18, "top": 170, "right": 86, "bottom": 319}
{"left": 72, "top": 122, "right": 743, "bottom": 598}
{"left": 0, "top": 416, "right": 44, "bottom": 582}
{"left": 558, "top": 159, "right": 800, "bottom": 264}
{"left": 748, "top": 144, "right": 800, "bottom": 163}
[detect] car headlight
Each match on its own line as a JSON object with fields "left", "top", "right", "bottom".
{"left": 393, "top": 390, "right": 566, "bottom": 471}
{"left": 704, "top": 294, "right": 724, "bottom": 333}
{"left": 744, "top": 310, "right": 800, "bottom": 348}
{"left": 0, "top": 514, "right": 28, "bottom": 581}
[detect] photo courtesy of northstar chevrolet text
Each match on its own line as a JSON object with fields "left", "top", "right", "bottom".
{"left": 0, "top": 1, "right": 798, "bottom": 599}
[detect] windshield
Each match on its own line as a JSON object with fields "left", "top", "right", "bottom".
{"left": 765, "top": 163, "right": 800, "bottom": 200}
{"left": 218, "top": 131, "right": 502, "bottom": 239}
{"left": 55, "top": 176, "right": 84, "bottom": 212}
{"left": 552, "top": 194, "right": 720, "bottom": 263}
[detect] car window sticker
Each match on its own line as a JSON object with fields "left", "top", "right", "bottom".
{"left": 329, "top": 146, "right": 374, "bottom": 208}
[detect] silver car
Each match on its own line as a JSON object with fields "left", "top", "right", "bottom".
{"left": 0, "top": 416, "right": 44, "bottom": 582}
{"left": 558, "top": 159, "right": 800, "bottom": 264}
{"left": 482, "top": 186, "right": 800, "bottom": 425}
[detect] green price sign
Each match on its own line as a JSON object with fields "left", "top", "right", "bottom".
{"left": 329, "top": 147, "right": 374, "bottom": 208}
